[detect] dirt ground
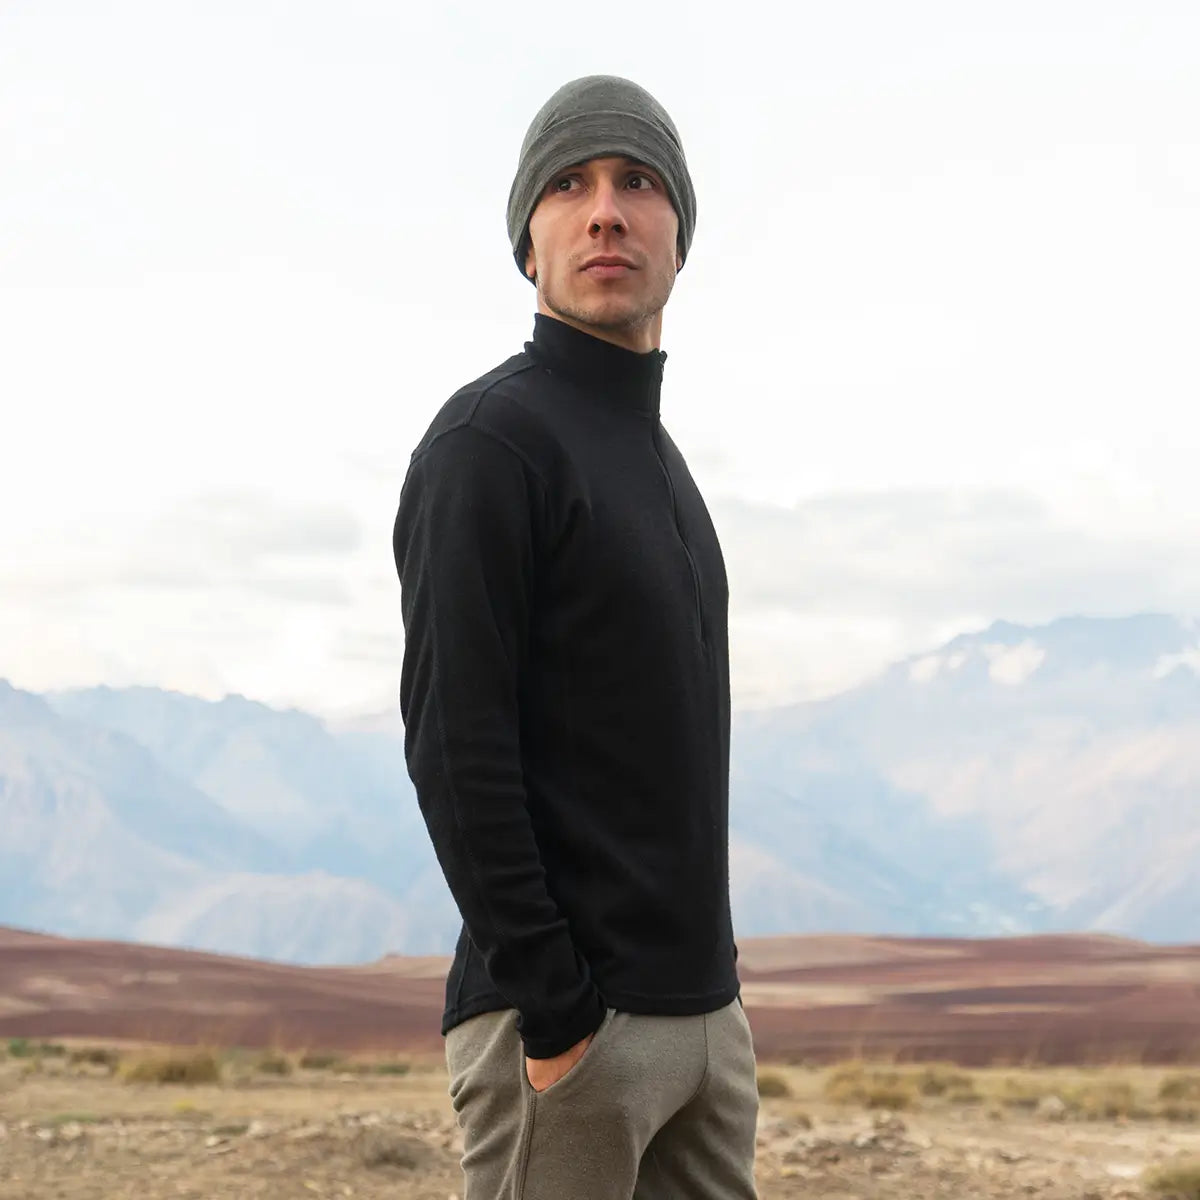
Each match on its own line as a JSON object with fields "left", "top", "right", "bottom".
{"left": 5, "top": 1049, "right": 1200, "bottom": 1199}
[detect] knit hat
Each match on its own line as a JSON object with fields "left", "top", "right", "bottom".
{"left": 506, "top": 75, "right": 697, "bottom": 283}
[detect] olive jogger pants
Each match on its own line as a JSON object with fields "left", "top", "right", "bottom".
{"left": 445, "top": 999, "right": 760, "bottom": 1200}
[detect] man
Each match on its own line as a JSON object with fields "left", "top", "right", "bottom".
{"left": 392, "top": 75, "right": 758, "bottom": 1199}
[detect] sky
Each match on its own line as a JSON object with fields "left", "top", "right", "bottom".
{"left": 2, "top": 0, "right": 1198, "bottom": 718}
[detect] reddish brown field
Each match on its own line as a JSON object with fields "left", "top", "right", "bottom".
{"left": 3, "top": 926, "right": 1200, "bottom": 1065}
{"left": 0, "top": 926, "right": 446, "bottom": 1056}
{"left": 736, "top": 933, "right": 1200, "bottom": 1066}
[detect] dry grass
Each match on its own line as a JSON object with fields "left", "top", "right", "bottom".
{"left": 6, "top": 1037, "right": 67, "bottom": 1059}
{"left": 1067, "top": 1079, "right": 1142, "bottom": 1121}
{"left": 121, "top": 1050, "right": 222, "bottom": 1085}
{"left": 1144, "top": 1160, "right": 1200, "bottom": 1198}
{"left": 913, "top": 1063, "right": 980, "bottom": 1103}
{"left": 820, "top": 1062, "right": 981, "bottom": 1111}
{"left": 756, "top": 1070, "right": 792, "bottom": 1099}
{"left": 994, "top": 1072, "right": 1147, "bottom": 1120}
{"left": 1160, "top": 1075, "right": 1200, "bottom": 1122}
{"left": 252, "top": 1050, "right": 293, "bottom": 1076}
{"left": 298, "top": 1051, "right": 343, "bottom": 1070}
{"left": 998, "top": 1075, "right": 1054, "bottom": 1110}
{"left": 788, "top": 1059, "right": 1200, "bottom": 1122}
{"left": 824, "top": 1064, "right": 918, "bottom": 1111}
{"left": 355, "top": 1058, "right": 411, "bottom": 1076}
{"left": 1163, "top": 1103, "right": 1200, "bottom": 1122}
{"left": 68, "top": 1046, "right": 122, "bottom": 1070}
{"left": 13, "top": 1033, "right": 1199, "bottom": 1129}
{"left": 1161, "top": 1075, "right": 1200, "bottom": 1102}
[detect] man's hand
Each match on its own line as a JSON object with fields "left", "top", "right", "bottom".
{"left": 525, "top": 1031, "right": 594, "bottom": 1093}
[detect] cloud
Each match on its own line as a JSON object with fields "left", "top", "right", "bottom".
{"left": 712, "top": 485, "right": 1200, "bottom": 706}
{"left": 118, "top": 492, "right": 362, "bottom": 602}
{"left": 0, "top": 489, "right": 368, "bottom": 708}
{"left": 336, "top": 630, "right": 402, "bottom": 667}
{"left": 159, "top": 492, "right": 362, "bottom": 568}
{"left": 713, "top": 487, "right": 1197, "bottom": 627}
{"left": 0, "top": 493, "right": 361, "bottom": 606}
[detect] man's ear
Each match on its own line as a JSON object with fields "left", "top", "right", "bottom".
{"left": 524, "top": 239, "right": 537, "bottom": 282}
{"left": 675, "top": 250, "right": 683, "bottom": 271}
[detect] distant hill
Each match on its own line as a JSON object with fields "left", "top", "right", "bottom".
{"left": 735, "top": 613, "right": 1200, "bottom": 941}
{"left": 2, "top": 612, "right": 1199, "bottom": 963}
{"left": 0, "top": 681, "right": 455, "bottom": 962}
{"left": 4, "top": 925, "right": 1199, "bottom": 1066}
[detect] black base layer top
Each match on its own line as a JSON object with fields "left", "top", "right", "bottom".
{"left": 393, "top": 314, "right": 739, "bottom": 1059}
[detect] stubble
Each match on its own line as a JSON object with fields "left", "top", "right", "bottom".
{"left": 538, "top": 258, "right": 677, "bottom": 339}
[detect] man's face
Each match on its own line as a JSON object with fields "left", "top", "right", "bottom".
{"left": 524, "top": 156, "right": 682, "bottom": 353}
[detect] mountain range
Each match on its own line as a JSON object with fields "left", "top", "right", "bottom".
{"left": 2, "top": 613, "right": 1198, "bottom": 963}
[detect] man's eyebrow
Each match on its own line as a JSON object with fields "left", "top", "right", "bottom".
{"left": 555, "top": 158, "right": 661, "bottom": 172}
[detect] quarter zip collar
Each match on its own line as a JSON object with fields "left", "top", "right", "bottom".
{"left": 525, "top": 312, "right": 665, "bottom": 418}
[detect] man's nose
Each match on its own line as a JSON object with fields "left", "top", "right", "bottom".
{"left": 586, "top": 179, "right": 627, "bottom": 237}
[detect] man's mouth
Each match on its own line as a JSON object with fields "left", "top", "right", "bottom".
{"left": 581, "top": 256, "right": 636, "bottom": 276}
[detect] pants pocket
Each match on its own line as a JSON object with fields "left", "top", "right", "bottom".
{"left": 521, "top": 1007, "right": 618, "bottom": 1099}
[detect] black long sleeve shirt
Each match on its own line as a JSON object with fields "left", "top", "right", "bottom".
{"left": 392, "top": 314, "right": 739, "bottom": 1058}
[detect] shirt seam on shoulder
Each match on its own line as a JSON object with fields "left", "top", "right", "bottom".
{"left": 413, "top": 362, "right": 551, "bottom": 492}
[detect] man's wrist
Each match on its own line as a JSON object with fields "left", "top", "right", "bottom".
{"left": 519, "top": 991, "right": 606, "bottom": 1059}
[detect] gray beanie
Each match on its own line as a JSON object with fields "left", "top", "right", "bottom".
{"left": 506, "top": 75, "right": 697, "bottom": 283}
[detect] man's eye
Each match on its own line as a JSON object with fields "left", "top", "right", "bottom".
{"left": 551, "top": 177, "right": 577, "bottom": 193}
{"left": 627, "top": 173, "right": 655, "bottom": 190}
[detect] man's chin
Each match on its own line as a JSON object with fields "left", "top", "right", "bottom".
{"left": 550, "top": 296, "right": 643, "bottom": 334}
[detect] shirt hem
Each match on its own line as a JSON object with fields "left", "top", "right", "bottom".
{"left": 441, "top": 979, "right": 741, "bottom": 1037}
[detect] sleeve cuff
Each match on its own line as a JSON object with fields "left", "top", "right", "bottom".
{"left": 519, "top": 990, "right": 607, "bottom": 1059}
